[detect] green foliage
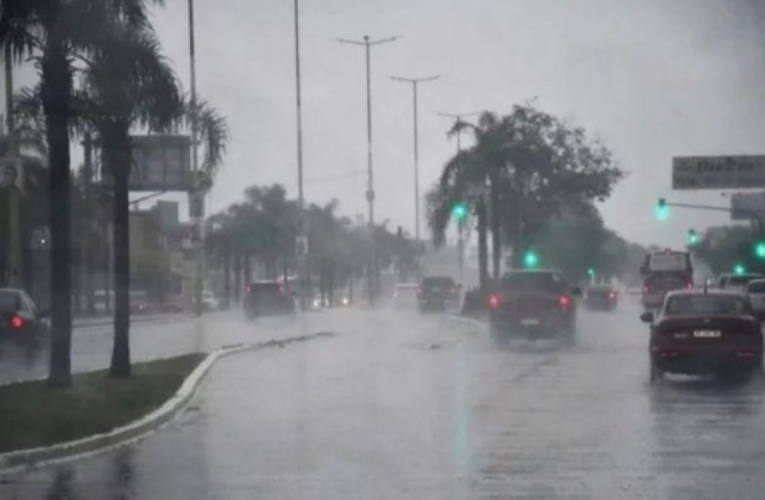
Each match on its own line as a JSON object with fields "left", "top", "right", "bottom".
{"left": 694, "top": 225, "right": 765, "bottom": 276}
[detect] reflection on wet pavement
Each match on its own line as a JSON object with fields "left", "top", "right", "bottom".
{"left": 3, "top": 303, "right": 765, "bottom": 499}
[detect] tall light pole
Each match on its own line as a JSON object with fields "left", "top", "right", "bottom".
{"left": 438, "top": 111, "right": 480, "bottom": 285}
{"left": 294, "top": 0, "right": 308, "bottom": 309}
{"left": 188, "top": 0, "right": 204, "bottom": 316}
{"left": 338, "top": 34, "right": 400, "bottom": 304}
{"left": 390, "top": 75, "right": 440, "bottom": 243}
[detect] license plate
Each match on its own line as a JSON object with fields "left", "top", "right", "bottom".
{"left": 521, "top": 318, "right": 540, "bottom": 327}
{"left": 694, "top": 330, "right": 721, "bottom": 338}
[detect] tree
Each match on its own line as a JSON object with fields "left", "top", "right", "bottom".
{"left": 0, "top": 0, "right": 163, "bottom": 387}
{"left": 75, "top": 20, "right": 182, "bottom": 378}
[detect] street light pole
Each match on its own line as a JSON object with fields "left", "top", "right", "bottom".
{"left": 338, "top": 34, "right": 400, "bottom": 304}
{"left": 390, "top": 75, "right": 440, "bottom": 243}
{"left": 188, "top": 0, "right": 203, "bottom": 316}
{"left": 293, "top": 0, "right": 308, "bottom": 310}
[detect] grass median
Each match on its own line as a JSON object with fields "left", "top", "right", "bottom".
{"left": 0, "top": 353, "right": 206, "bottom": 454}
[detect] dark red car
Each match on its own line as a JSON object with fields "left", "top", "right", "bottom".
{"left": 489, "top": 270, "right": 580, "bottom": 339}
{"left": 643, "top": 290, "right": 763, "bottom": 382}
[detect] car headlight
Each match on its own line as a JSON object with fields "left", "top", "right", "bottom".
{"left": 342, "top": 297, "right": 349, "bottom": 305}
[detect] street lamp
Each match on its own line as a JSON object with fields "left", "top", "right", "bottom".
{"left": 390, "top": 74, "right": 440, "bottom": 242}
{"left": 338, "top": 34, "right": 400, "bottom": 305}
{"left": 294, "top": 0, "right": 307, "bottom": 310}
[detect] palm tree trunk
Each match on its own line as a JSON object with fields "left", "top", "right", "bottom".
{"left": 490, "top": 178, "right": 501, "bottom": 279}
{"left": 43, "top": 47, "right": 73, "bottom": 388}
{"left": 109, "top": 145, "right": 131, "bottom": 378}
{"left": 244, "top": 254, "right": 252, "bottom": 287}
{"left": 477, "top": 197, "right": 489, "bottom": 296}
{"left": 233, "top": 252, "right": 242, "bottom": 306}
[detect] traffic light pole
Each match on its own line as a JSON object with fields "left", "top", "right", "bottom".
{"left": 663, "top": 201, "right": 764, "bottom": 231}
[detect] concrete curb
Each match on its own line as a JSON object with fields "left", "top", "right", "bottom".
{"left": 0, "top": 331, "right": 335, "bottom": 475}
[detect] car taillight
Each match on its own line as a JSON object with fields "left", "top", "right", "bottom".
{"left": 559, "top": 295, "right": 570, "bottom": 307}
{"left": 489, "top": 294, "right": 502, "bottom": 309}
{"left": 686, "top": 281, "right": 693, "bottom": 289}
{"left": 609, "top": 292, "right": 616, "bottom": 300}
{"left": 642, "top": 286, "right": 649, "bottom": 294}
{"left": 10, "top": 315, "right": 24, "bottom": 330}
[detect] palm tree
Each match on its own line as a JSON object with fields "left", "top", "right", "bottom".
{"left": 76, "top": 21, "right": 182, "bottom": 378}
{"left": 0, "top": 0, "right": 162, "bottom": 387}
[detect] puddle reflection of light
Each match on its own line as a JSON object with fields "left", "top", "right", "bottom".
{"left": 452, "top": 341, "right": 472, "bottom": 500}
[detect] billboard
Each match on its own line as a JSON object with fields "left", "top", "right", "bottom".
{"left": 730, "top": 191, "right": 765, "bottom": 221}
{"left": 672, "top": 155, "right": 765, "bottom": 190}
{"left": 102, "top": 135, "right": 192, "bottom": 191}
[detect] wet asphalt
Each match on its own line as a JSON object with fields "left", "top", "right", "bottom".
{"left": 3, "top": 298, "right": 765, "bottom": 499}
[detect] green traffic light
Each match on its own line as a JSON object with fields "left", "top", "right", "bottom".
{"left": 451, "top": 202, "right": 467, "bottom": 220}
{"left": 755, "top": 241, "right": 765, "bottom": 260}
{"left": 587, "top": 268, "right": 595, "bottom": 276}
{"left": 734, "top": 263, "right": 746, "bottom": 275}
{"left": 655, "top": 198, "right": 669, "bottom": 221}
{"left": 523, "top": 250, "right": 539, "bottom": 269}
{"left": 687, "top": 229, "right": 699, "bottom": 246}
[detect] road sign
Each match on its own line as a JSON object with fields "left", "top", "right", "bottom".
{"left": 672, "top": 155, "right": 765, "bottom": 190}
{"left": 101, "top": 135, "right": 192, "bottom": 191}
{"left": 730, "top": 191, "right": 765, "bottom": 221}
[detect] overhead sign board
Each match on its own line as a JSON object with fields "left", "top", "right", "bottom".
{"left": 102, "top": 135, "right": 192, "bottom": 191}
{"left": 730, "top": 191, "right": 765, "bottom": 221}
{"left": 672, "top": 155, "right": 765, "bottom": 190}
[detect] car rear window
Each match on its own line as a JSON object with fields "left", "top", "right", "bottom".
{"left": 248, "top": 283, "right": 282, "bottom": 296}
{"left": 666, "top": 295, "right": 751, "bottom": 315}
{"left": 0, "top": 291, "right": 20, "bottom": 313}
{"left": 727, "top": 275, "right": 763, "bottom": 287}
{"left": 502, "top": 272, "right": 566, "bottom": 293}
{"left": 421, "top": 277, "right": 455, "bottom": 289}
{"left": 646, "top": 273, "right": 686, "bottom": 288}
{"left": 748, "top": 281, "right": 765, "bottom": 294}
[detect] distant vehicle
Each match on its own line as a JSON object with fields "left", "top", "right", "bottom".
{"left": 718, "top": 273, "right": 764, "bottom": 293}
{"left": 417, "top": 277, "right": 460, "bottom": 312}
{"left": 392, "top": 283, "right": 418, "bottom": 309}
{"left": 200, "top": 291, "right": 221, "bottom": 311}
{"left": 488, "top": 270, "right": 580, "bottom": 339}
{"left": 244, "top": 281, "right": 295, "bottom": 319}
{"left": 0, "top": 288, "right": 48, "bottom": 340}
{"left": 130, "top": 290, "right": 153, "bottom": 315}
{"left": 642, "top": 290, "right": 763, "bottom": 382}
{"left": 745, "top": 279, "right": 765, "bottom": 320}
{"left": 583, "top": 285, "right": 618, "bottom": 311}
{"left": 640, "top": 249, "right": 693, "bottom": 310}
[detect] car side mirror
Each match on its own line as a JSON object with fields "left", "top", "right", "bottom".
{"left": 571, "top": 286, "right": 582, "bottom": 297}
{"left": 640, "top": 311, "right": 654, "bottom": 323}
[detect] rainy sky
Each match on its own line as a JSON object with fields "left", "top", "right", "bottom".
{"left": 8, "top": 0, "right": 765, "bottom": 249}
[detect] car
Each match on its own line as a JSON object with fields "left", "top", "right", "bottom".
{"left": 583, "top": 285, "right": 618, "bottom": 311}
{"left": 718, "top": 273, "right": 764, "bottom": 293}
{"left": 642, "top": 290, "right": 763, "bottom": 382}
{"left": 642, "top": 272, "right": 692, "bottom": 310}
{"left": 417, "top": 277, "right": 460, "bottom": 312}
{"left": 392, "top": 283, "right": 418, "bottom": 309}
{"left": 488, "top": 270, "right": 580, "bottom": 339}
{"left": 0, "top": 288, "right": 48, "bottom": 340}
{"left": 244, "top": 281, "right": 295, "bottom": 318}
{"left": 200, "top": 291, "right": 221, "bottom": 311}
{"left": 746, "top": 279, "right": 765, "bottom": 321}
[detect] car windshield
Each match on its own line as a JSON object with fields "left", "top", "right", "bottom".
{"left": 0, "top": 291, "right": 20, "bottom": 313}
{"left": 421, "top": 278, "right": 455, "bottom": 289}
{"left": 727, "top": 275, "right": 762, "bottom": 287}
{"left": 502, "top": 273, "right": 566, "bottom": 293}
{"left": 666, "top": 295, "right": 751, "bottom": 315}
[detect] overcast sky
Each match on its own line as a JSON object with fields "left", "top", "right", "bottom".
{"left": 8, "top": 0, "right": 765, "bottom": 249}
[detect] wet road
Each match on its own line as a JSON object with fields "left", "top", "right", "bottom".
{"left": 4, "top": 299, "right": 765, "bottom": 499}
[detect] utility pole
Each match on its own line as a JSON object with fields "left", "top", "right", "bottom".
{"left": 390, "top": 75, "right": 440, "bottom": 243}
{"left": 294, "top": 0, "right": 308, "bottom": 310}
{"left": 188, "top": 0, "right": 204, "bottom": 316}
{"left": 438, "top": 111, "right": 480, "bottom": 284}
{"left": 338, "top": 34, "right": 400, "bottom": 304}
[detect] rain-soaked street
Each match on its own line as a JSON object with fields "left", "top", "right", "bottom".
{"left": 3, "top": 298, "right": 765, "bottom": 499}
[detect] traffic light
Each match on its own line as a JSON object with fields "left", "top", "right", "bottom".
{"left": 655, "top": 198, "right": 669, "bottom": 221}
{"left": 451, "top": 202, "right": 468, "bottom": 221}
{"left": 587, "top": 268, "right": 595, "bottom": 277}
{"left": 754, "top": 240, "right": 765, "bottom": 260}
{"left": 523, "top": 249, "right": 539, "bottom": 269}
{"left": 687, "top": 229, "right": 699, "bottom": 246}
{"left": 734, "top": 263, "right": 747, "bottom": 275}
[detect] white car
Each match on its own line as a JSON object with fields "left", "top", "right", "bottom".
{"left": 392, "top": 283, "right": 419, "bottom": 309}
{"left": 746, "top": 279, "right": 765, "bottom": 320}
{"left": 201, "top": 291, "right": 221, "bottom": 311}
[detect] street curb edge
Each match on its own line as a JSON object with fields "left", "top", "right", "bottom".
{"left": 0, "top": 331, "right": 335, "bottom": 474}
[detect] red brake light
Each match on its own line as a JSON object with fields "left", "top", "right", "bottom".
{"left": 642, "top": 286, "right": 649, "bottom": 294}
{"left": 559, "top": 295, "right": 570, "bottom": 307}
{"left": 686, "top": 281, "right": 693, "bottom": 289}
{"left": 489, "top": 294, "right": 501, "bottom": 309}
{"left": 10, "top": 315, "right": 24, "bottom": 330}
{"left": 609, "top": 292, "right": 616, "bottom": 300}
